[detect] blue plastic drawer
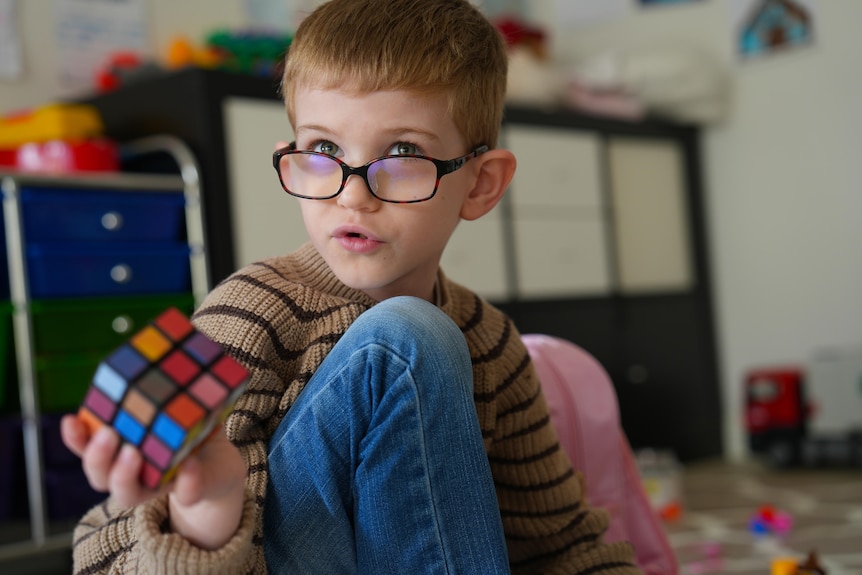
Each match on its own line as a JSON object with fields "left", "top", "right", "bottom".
{"left": 0, "top": 206, "right": 7, "bottom": 298}
{"left": 20, "top": 186, "right": 185, "bottom": 242}
{"left": 27, "top": 243, "right": 191, "bottom": 298}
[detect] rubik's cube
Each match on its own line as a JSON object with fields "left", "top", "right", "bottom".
{"left": 78, "top": 307, "right": 249, "bottom": 489}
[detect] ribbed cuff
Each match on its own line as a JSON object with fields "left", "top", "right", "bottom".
{"left": 134, "top": 489, "right": 258, "bottom": 575}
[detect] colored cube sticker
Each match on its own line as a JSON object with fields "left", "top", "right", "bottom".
{"left": 78, "top": 307, "right": 249, "bottom": 489}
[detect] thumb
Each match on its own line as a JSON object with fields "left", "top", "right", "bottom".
{"left": 171, "top": 456, "right": 205, "bottom": 507}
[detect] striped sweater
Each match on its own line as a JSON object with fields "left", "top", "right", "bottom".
{"left": 71, "top": 243, "right": 640, "bottom": 575}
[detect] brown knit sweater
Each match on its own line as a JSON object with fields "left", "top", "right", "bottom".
{"left": 71, "top": 243, "right": 640, "bottom": 575}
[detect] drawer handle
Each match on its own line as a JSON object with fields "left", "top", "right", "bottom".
{"left": 101, "top": 211, "right": 124, "bottom": 231}
{"left": 112, "top": 315, "right": 133, "bottom": 334}
{"left": 110, "top": 263, "right": 132, "bottom": 284}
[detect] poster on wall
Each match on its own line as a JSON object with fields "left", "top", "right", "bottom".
{"left": 728, "top": 0, "right": 817, "bottom": 60}
{"left": 54, "top": 0, "right": 149, "bottom": 90}
{"left": 244, "top": 0, "right": 325, "bottom": 32}
{"left": 0, "top": 0, "right": 22, "bottom": 80}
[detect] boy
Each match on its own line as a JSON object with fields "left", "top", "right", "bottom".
{"left": 62, "top": 0, "right": 642, "bottom": 573}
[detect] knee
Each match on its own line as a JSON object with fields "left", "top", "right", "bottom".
{"left": 354, "top": 296, "right": 470, "bottom": 366}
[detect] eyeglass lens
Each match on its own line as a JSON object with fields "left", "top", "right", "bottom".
{"left": 279, "top": 153, "right": 438, "bottom": 202}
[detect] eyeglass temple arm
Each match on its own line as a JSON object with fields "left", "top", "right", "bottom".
{"left": 442, "top": 145, "right": 490, "bottom": 174}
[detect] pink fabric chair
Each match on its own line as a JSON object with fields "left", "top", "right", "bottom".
{"left": 522, "top": 334, "right": 678, "bottom": 575}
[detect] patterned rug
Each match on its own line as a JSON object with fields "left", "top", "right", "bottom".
{"left": 661, "top": 460, "right": 862, "bottom": 575}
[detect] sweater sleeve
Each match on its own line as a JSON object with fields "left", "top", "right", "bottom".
{"left": 455, "top": 292, "right": 642, "bottom": 575}
{"left": 71, "top": 490, "right": 258, "bottom": 575}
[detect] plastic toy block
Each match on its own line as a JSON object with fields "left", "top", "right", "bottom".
{"left": 13, "top": 138, "right": 120, "bottom": 173}
{"left": 78, "top": 307, "right": 249, "bottom": 489}
{"left": 0, "top": 104, "right": 104, "bottom": 148}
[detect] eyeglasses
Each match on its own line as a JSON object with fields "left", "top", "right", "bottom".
{"left": 273, "top": 143, "right": 489, "bottom": 204}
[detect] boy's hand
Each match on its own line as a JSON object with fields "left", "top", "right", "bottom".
{"left": 61, "top": 414, "right": 247, "bottom": 550}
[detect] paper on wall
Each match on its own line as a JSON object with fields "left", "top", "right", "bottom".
{"left": 54, "top": 0, "right": 149, "bottom": 89}
{"left": 0, "top": 0, "right": 22, "bottom": 80}
{"left": 243, "top": 0, "right": 324, "bottom": 32}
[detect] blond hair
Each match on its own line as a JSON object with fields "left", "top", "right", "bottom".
{"left": 282, "top": 0, "right": 508, "bottom": 149}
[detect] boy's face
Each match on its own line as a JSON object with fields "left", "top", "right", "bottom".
{"left": 288, "top": 86, "right": 476, "bottom": 302}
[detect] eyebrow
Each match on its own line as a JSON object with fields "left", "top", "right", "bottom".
{"left": 294, "top": 125, "right": 442, "bottom": 144}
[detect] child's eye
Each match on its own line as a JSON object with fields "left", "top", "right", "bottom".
{"left": 312, "top": 141, "right": 341, "bottom": 156}
{"left": 388, "top": 142, "right": 420, "bottom": 156}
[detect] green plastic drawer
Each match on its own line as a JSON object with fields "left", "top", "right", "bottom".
{"left": 31, "top": 294, "right": 195, "bottom": 355}
{"left": 35, "top": 352, "right": 102, "bottom": 413}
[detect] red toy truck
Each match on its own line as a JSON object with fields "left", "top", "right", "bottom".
{"left": 745, "top": 351, "right": 862, "bottom": 467}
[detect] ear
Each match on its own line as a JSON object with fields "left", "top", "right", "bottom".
{"left": 460, "top": 149, "right": 516, "bottom": 221}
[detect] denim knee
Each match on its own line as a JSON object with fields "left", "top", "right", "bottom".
{"left": 357, "top": 297, "right": 467, "bottom": 352}
{"left": 350, "top": 296, "right": 473, "bottom": 392}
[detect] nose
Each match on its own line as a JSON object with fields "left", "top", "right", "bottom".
{"left": 336, "top": 173, "right": 378, "bottom": 210}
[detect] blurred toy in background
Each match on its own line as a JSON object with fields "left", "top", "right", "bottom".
{"left": 0, "top": 104, "right": 119, "bottom": 174}
{"left": 494, "top": 16, "right": 567, "bottom": 107}
{"left": 748, "top": 504, "right": 794, "bottom": 538}
{"left": 165, "top": 36, "right": 223, "bottom": 70}
{"left": 492, "top": 15, "right": 729, "bottom": 124}
{"left": 94, "top": 29, "right": 293, "bottom": 94}
{"left": 568, "top": 45, "right": 730, "bottom": 124}
{"left": 794, "top": 550, "right": 826, "bottom": 575}
{"left": 167, "top": 30, "right": 292, "bottom": 77}
{"left": 95, "top": 51, "right": 164, "bottom": 93}
{"left": 204, "top": 30, "right": 292, "bottom": 76}
{"left": 771, "top": 550, "right": 827, "bottom": 575}
{"left": 745, "top": 349, "right": 862, "bottom": 468}
{"left": 15, "top": 139, "right": 119, "bottom": 173}
{"left": 635, "top": 448, "right": 684, "bottom": 522}
{"left": 0, "top": 104, "right": 103, "bottom": 148}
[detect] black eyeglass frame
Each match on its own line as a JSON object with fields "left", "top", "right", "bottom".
{"left": 272, "top": 142, "right": 490, "bottom": 204}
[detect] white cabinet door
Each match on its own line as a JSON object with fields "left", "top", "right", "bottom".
{"left": 505, "top": 125, "right": 611, "bottom": 298}
{"left": 223, "top": 97, "right": 307, "bottom": 269}
{"left": 507, "top": 125, "right": 603, "bottom": 210}
{"left": 608, "top": 138, "right": 693, "bottom": 294}
{"left": 441, "top": 206, "right": 509, "bottom": 301}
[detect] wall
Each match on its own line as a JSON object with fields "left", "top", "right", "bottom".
{"left": 2, "top": 0, "right": 861, "bottom": 461}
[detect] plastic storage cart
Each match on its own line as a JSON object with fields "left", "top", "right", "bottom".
{"left": 0, "top": 135, "right": 208, "bottom": 559}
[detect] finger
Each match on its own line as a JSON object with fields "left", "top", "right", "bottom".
{"left": 81, "top": 426, "right": 120, "bottom": 492}
{"left": 109, "top": 444, "right": 148, "bottom": 508}
{"left": 274, "top": 140, "right": 290, "bottom": 151}
{"left": 60, "top": 414, "right": 88, "bottom": 458}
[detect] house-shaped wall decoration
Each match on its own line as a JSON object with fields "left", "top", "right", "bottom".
{"left": 739, "top": 0, "right": 813, "bottom": 58}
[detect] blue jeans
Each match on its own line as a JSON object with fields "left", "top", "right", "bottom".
{"left": 263, "top": 296, "right": 510, "bottom": 574}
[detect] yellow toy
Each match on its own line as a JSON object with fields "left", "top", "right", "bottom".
{"left": 0, "top": 104, "right": 104, "bottom": 148}
{"left": 165, "top": 37, "right": 222, "bottom": 70}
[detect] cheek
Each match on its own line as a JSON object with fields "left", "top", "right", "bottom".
{"left": 297, "top": 201, "right": 324, "bottom": 230}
